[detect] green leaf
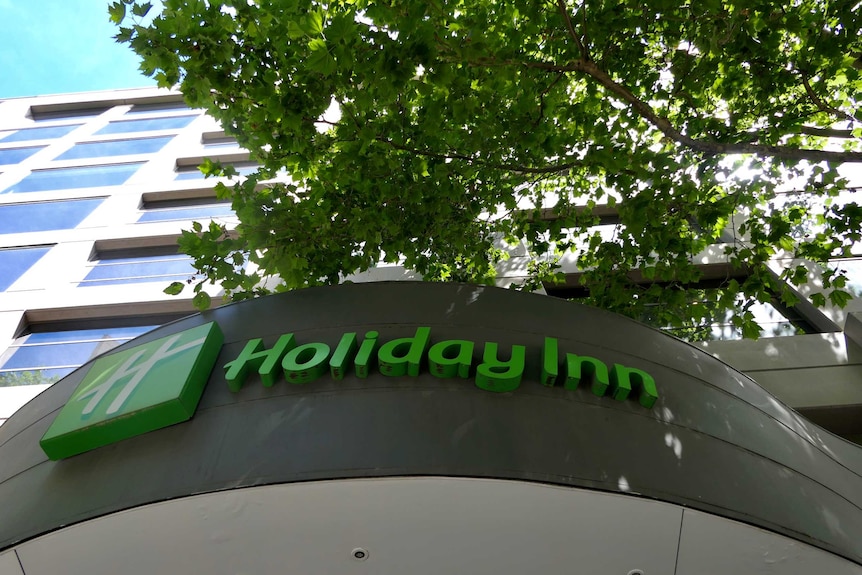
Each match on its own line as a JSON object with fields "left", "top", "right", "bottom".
{"left": 307, "top": 49, "right": 336, "bottom": 75}
{"left": 192, "top": 291, "right": 212, "bottom": 310}
{"left": 828, "top": 289, "right": 853, "bottom": 308}
{"left": 164, "top": 281, "right": 185, "bottom": 296}
{"left": 108, "top": 2, "right": 126, "bottom": 24}
{"left": 131, "top": 2, "right": 152, "bottom": 17}
{"left": 287, "top": 20, "right": 306, "bottom": 40}
{"left": 300, "top": 12, "right": 324, "bottom": 36}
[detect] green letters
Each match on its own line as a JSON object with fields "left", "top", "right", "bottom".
{"left": 283, "top": 343, "right": 331, "bottom": 384}
{"left": 224, "top": 334, "right": 296, "bottom": 391}
{"left": 221, "top": 328, "right": 658, "bottom": 409}
{"left": 542, "top": 337, "right": 558, "bottom": 386}
{"left": 378, "top": 327, "right": 431, "bottom": 377}
{"left": 565, "top": 354, "right": 610, "bottom": 397}
{"left": 329, "top": 332, "right": 358, "bottom": 380}
{"left": 354, "top": 331, "right": 378, "bottom": 378}
{"left": 428, "top": 340, "right": 474, "bottom": 378}
{"left": 611, "top": 364, "right": 659, "bottom": 408}
{"left": 475, "top": 343, "right": 525, "bottom": 393}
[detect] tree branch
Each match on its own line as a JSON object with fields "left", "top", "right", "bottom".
{"left": 800, "top": 73, "right": 858, "bottom": 125}
{"left": 521, "top": 59, "right": 862, "bottom": 163}
{"left": 375, "top": 135, "right": 586, "bottom": 174}
{"left": 556, "top": 0, "right": 589, "bottom": 60}
{"left": 799, "top": 126, "right": 858, "bottom": 138}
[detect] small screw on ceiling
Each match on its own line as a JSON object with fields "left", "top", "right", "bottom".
{"left": 352, "top": 548, "right": 369, "bottom": 561}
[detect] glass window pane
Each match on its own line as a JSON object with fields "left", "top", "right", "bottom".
{"left": 81, "top": 254, "right": 196, "bottom": 287}
{"left": 0, "top": 246, "right": 51, "bottom": 290}
{"left": 175, "top": 163, "right": 258, "bottom": 180}
{"left": 95, "top": 115, "right": 197, "bottom": 135}
{"left": 0, "top": 199, "right": 104, "bottom": 234}
{"left": 0, "top": 124, "right": 81, "bottom": 142}
{"left": 31, "top": 107, "right": 110, "bottom": 122}
{"left": 54, "top": 137, "right": 173, "bottom": 161}
{"left": 0, "top": 325, "right": 157, "bottom": 388}
{"left": 829, "top": 259, "right": 862, "bottom": 297}
{"left": 4, "top": 163, "right": 142, "bottom": 193}
{"left": 0, "top": 368, "right": 72, "bottom": 387}
{"left": 0, "top": 146, "right": 45, "bottom": 165}
{"left": 125, "top": 102, "right": 191, "bottom": 115}
{"left": 137, "top": 204, "right": 234, "bottom": 222}
{"left": 2, "top": 341, "right": 102, "bottom": 369}
{"left": 23, "top": 326, "right": 155, "bottom": 344}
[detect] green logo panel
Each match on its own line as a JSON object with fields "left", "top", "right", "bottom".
{"left": 40, "top": 322, "right": 223, "bottom": 460}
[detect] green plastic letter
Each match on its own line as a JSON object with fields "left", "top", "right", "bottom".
{"left": 611, "top": 364, "right": 659, "bottom": 408}
{"left": 475, "top": 343, "right": 525, "bottom": 392}
{"left": 428, "top": 340, "right": 474, "bottom": 378}
{"left": 283, "top": 342, "right": 331, "bottom": 384}
{"left": 354, "top": 331, "right": 378, "bottom": 378}
{"left": 329, "top": 332, "right": 358, "bottom": 380}
{"left": 564, "top": 354, "right": 610, "bottom": 397}
{"left": 378, "top": 327, "right": 431, "bottom": 377}
{"left": 542, "top": 337, "right": 559, "bottom": 386}
{"left": 224, "top": 334, "right": 296, "bottom": 391}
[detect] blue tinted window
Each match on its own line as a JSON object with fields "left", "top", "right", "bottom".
{"left": 138, "top": 204, "right": 234, "bottom": 222}
{"left": 0, "top": 199, "right": 103, "bottom": 234}
{"left": 175, "top": 163, "right": 258, "bottom": 180}
{"left": 0, "top": 325, "right": 156, "bottom": 387}
{"left": 24, "top": 326, "right": 154, "bottom": 344}
{"left": 0, "top": 146, "right": 45, "bottom": 165}
{"left": 95, "top": 115, "right": 197, "bottom": 135}
{"left": 0, "top": 124, "right": 80, "bottom": 142}
{"left": 54, "top": 137, "right": 173, "bottom": 161}
{"left": 0, "top": 246, "right": 51, "bottom": 290}
{"left": 4, "top": 163, "right": 142, "bottom": 193}
{"left": 0, "top": 368, "right": 73, "bottom": 387}
{"left": 81, "top": 254, "right": 196, "bottom": 287}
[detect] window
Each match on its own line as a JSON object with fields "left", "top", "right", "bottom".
{"left": 545, "top": 276, "right": 818, "bottom": 342}
{"left": 0, "top": 146, "right": 45, "bottom": 165}
{"left": 137, "top": 203, "right": 235, "bottom": 223}
{"left": 54, "top": 136, "right": 173, "bottom": 161}
{"left": 175, "top": 162, "right": 258, "bottom": 180}
{"left": 203, "top": 138, "right": 241, "bottom": 150}
{"left": 80, "top": 246, "right": 197, "bottom": 287}
{"left": 95, "top": 115, "right": 197, "bottom": 135}
{"left": 30, "top": 106, "right": 110, "bottom": 122}
{"left": 125, "top": 102, "right": 190, "bottom": 115}
{"left": 0, "top": 323, "right": 161, "bottom": 387}
{"left": 829, "top": 258, "right": 862, "bottom": 297}
{"left": 0, "top": 246, "right": 51, "bottom": 290}
{"left": 641, "top": 291, "right": 811, "bottom": 341}
{"left": 0, "top": 199, "right": 104, "bottom": 234}
{"left": 3, "top": 163, "right": 142, "bottom": 193}
{"left": 0, "top": 124, "right": 81, "bottom": 143}
{"left": 202, "top": 130, "right": 241, "bottom": 150}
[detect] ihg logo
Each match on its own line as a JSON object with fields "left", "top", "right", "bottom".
{"left": 40, "top": 322, "right": 223, "bottom": 460}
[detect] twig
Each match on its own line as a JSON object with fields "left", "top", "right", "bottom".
{"left": 556, "top": 0, "right": 589, "bottom": 60}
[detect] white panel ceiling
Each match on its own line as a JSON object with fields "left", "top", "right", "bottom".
{"left": 8, "top": 477, "right": 861, "bottom": 575}
{"left": 676, "top": 508, "right": 862, "bottom": 575}
{"left": 0, "top": 551, "right": 23, "bottom": 575}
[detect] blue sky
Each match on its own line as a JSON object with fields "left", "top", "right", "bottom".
{"left": 0, "top": 0, "right": 157, "bottom": 99}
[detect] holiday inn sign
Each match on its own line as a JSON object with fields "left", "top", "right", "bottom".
{"left": 40, "top": 321, "right": 659, "bottom": 460}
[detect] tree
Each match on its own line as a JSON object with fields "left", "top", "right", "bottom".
{"left": 112, "top": 0, "right": 862, "bottom": 338}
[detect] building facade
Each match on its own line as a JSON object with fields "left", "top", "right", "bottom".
{"left": 1, "top": 88, "right": 862, "bottom": 572}
{"left": 1, "top": 86, "right": 862, "bottom": 439}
